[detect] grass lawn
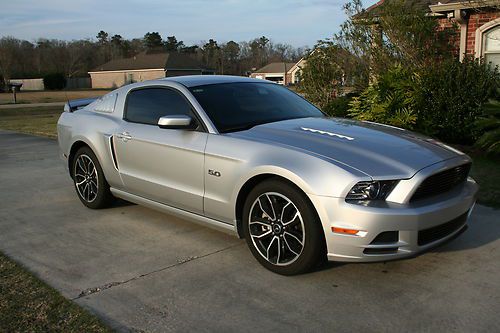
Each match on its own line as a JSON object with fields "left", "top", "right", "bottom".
{"left": 467, "top": 151, "right": 500, "bottom": 209}
{"left": 0, "top": 90, "right": 110, "bottom": 105}
{"left": 0, "top": 252, "right": 111, "bottom": 333}
{"left": 0, "top": 106, "right": 61, "bottom": 138}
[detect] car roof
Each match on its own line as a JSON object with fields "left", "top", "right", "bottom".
{"left": 159, "top": 75, "right": 271, "bottom": 87}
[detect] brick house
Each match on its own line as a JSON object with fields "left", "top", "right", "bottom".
{"left": 89, "top": 51, "right": 214, "bottom": 89}
{"left": 249, "top": 62, "right": 296, "bottom": 85}
{"left": 249, "top": 59, "right": 306, "bottom": 85}
{"left": 364, "top": 0, "right": 500, "bottom": 67}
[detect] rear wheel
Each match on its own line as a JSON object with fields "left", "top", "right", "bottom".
{"left": 242, "top": 179, "right": 325, "bottom": 275}
{"left": 72, "top": 146, "right": 114, "bottom": 209}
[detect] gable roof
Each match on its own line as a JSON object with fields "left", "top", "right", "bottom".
{"left": 362, "top": 0, "right": 498, "bottom": 16}
{"left": 430, "top": 0, "right": 500, "bottom": 12}
{"left": 253, "top": 62, "right": 297, "bottom": 74}
{"left": 361, "top": 0, "right": 435, "bottom": 17}
{"left": 91, "top": 52, "right": 208, "bottom": 72}
{"left": 164, "top": 52, "right": 208, "bottom": 70}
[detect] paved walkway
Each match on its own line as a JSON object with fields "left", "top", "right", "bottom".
{"left": 0, "top": 130, "right": 499, "bottom": 332}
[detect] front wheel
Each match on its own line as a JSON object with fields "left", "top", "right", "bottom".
{"left": 242, "top": 179, "right": 325, "bottom": 275}
{"left": 72, "top": 146, "right": 114, "bottom": 209}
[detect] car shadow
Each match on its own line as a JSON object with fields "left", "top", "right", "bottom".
{"left": 314, "top": 260, "right": 347, "bottom": 272}
{"left": 109, "top": 198, "right": 136, "bottom": 208}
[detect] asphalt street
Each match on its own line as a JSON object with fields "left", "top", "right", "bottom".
{"left": 0, "top": 130, "right": 499, "bottom": 332}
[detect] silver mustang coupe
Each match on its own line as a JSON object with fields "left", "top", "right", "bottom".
{"left": 57, "top": 75, "right": 478, "bottom": 275}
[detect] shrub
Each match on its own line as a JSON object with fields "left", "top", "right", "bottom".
{"left": 299, "top": 39, "right": 366, "bottom": 113}
{"left": 348, "top": 65, "right": 419, "bottom": 129}
{"left": 349, "top": 58, "right": 500, "bottom": 144}
{"left": 323, "top": 93, "right": 358, "bottom": 117}
{"left": 299, "top": 45, "right": 347, "bottom": 112}
{"left": 417, "top": 57, "right": 500, "bottom": 144}
{"left": 43, "top": 73, "right": 67, "bottom": 90}
{"left": 476, "top": 97, "right": 500, "bottom": 154}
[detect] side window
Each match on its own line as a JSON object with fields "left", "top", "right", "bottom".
{"left": 125, "top": 88, "right": 193, "bottom": 125}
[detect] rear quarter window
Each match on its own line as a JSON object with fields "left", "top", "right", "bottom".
{"left": 92, "top": 93, "right": 117, "bottom": 113}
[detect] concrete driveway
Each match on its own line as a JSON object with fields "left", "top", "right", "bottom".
{"left": 0, "top": 130, "right": 499, "bottom": 332}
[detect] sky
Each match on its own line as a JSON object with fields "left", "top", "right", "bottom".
{"left": 0, "top": 0, "right": 378, "bottom": 48}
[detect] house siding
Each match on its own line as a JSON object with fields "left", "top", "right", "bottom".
{"left": 9, "top": 78, "right": 44, "bottom": 91}
{"left": 166, "top": 69, "right": 205, "bottom": 77}
{"left": 89, "top": 70, "right": 165, "bottom": 89}
{"left": 250, "top": 72, "right": 291, "bottom": 84}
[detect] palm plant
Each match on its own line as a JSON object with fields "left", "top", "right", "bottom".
{"left": 348, "top": 65, "right": 418, "bottom": 129}
{"left": 476, "top": 98, "right": 500, "bottom": 154}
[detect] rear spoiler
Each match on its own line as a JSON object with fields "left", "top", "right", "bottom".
{"left": 64, "top": 97, "right": 98, "bottom": 112}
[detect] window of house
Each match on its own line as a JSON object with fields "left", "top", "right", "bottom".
{"left": 294, "top": 72, "right": 301, "bottom": 84}
{"left": 484, "top": 25, "right": 500, "bottom": 68}
{"left": 125, "top": 88, "right": 193, "bottom": 125}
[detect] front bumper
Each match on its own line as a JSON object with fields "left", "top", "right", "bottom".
{"left": 309, "top": 178, "right": 478, "bottom": 262}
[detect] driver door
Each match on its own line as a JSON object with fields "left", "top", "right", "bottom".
{"left": 113, "top": 87, "right": 207, "bottom": 215}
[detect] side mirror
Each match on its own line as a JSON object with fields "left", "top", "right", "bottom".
{"left": 158, "top": 115, "right": 196, "bottom": 130}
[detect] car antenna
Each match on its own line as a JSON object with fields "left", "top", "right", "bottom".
{"left": 64, "top": 90, "right": 70, "bottom": 112}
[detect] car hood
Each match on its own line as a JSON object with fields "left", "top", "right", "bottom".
{"left": 227, "top": 117, "right": 464, "bottom": 179}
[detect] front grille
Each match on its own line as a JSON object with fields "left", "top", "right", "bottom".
{"left": 418, "top": 212, "right": 468, "bottom": 246}
{"left": 411, "top": 163, "right": 471, "bottom": 202}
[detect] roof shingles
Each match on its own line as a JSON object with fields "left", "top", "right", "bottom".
{"left": 91, "top": 52, "right": 208, "bottom": 72}
{"left": 362, "top": 0, "right": 462, "bottom": 16}
{"left": 253, "top": 62, "right": 297, "bottom": 74}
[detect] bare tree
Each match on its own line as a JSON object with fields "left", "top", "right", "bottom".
{"left": 0, "top": 32, "right": 308, "bottom": 81}
{"left": 0, "top": 37, "right": 20, "bottom": 90}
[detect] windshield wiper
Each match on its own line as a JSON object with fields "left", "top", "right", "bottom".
{"left": 223, "top": 116, "right": 318, "bottom": 133}
{"left": 222, "top": 122, "right": 266, "bottom": 133}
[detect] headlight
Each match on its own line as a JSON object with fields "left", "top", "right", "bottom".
{"left": 346, "top": 180, "right": 398, "bottom": 201}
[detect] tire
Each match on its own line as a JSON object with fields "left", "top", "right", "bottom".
{"left": 242, "top": 178, "right": 326, "bottom": 275}
{"left": 72, "top": 146, "right": 114, "bottom": 209}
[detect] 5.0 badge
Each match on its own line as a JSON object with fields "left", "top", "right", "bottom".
{"left": 208, "top": 169, "right": 221, "bottom": 177}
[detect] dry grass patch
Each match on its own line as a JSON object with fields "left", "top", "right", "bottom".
{"left": 0, "top": 90, "right": 110, "bottom": 105}
{"left": 468, "top": 151, "right": 500, "bottom": 209}
{"left": 0, "top": 252, "right": 112, "bottom": 333}
{"left": 0, "top": 106, "right": 62, "bottom": 138}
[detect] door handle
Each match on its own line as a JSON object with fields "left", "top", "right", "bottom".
{"left": 116, "top": 132, "right": 132, "bottom": 142}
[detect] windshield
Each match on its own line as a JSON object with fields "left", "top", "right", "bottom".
{"left": 189, "top": 82, "right": 324, "bottom": 133}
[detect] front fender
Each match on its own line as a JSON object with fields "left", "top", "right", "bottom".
{"left": 231, "top": 165, "right": 316, "bottom": 205}
{"left": 203, "top": 134, "right": 367, "bottom": 224}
